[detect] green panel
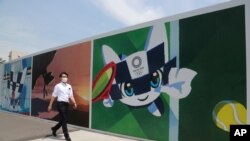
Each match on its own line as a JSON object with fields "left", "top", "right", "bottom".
{"left": 93, "top": 27, "right": 149, "bottom": 79}
{"left": 92, "top": 27, "right": 171, "bottom": 141}
{"left": 179, "top": 5, "right": 246, "bottom": 141}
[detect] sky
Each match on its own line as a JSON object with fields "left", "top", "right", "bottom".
{"left": 0, "top": 0, "right": 230, "bottom": 61}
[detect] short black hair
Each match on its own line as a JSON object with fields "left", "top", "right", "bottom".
{"left": 59, "top": 72, "right": 68, "bottom": 78}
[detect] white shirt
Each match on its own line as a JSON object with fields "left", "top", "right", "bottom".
{"left": 52, "top": 82, "right": 73, "bottom": 102}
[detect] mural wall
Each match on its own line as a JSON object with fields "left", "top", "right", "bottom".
{"left": 0, "top": 2, "right": 248, "bottom": 141}
{"left": 92, "top": 19, "right": 196, "bottom": 141}
{"left": 91, "top": 5, "right": 246, "bottom": 141}
{"left": 31, "top": 42, "right": 91, "bottom": 127}
{"left": 0, "top": 57, "right": 32, "bottom": 115}
{"left": 178, "top": 5, "right": 246, "bottom": 141}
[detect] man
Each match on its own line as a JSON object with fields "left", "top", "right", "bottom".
{"left": 48, "top": 72, "right": 77, "bottom": 141}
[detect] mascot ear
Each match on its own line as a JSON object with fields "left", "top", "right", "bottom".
{"left": 145, "top": 23, "right": 169, "bottom": 62}
{"left": 102, "top": 45, "right": 121, "bottom": 64}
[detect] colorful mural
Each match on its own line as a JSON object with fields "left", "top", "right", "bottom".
{"left": 31, "top": 42, "right": 91, "bottom": 128}
{"left": 92, "top": 19, "right": 197, "bottom": 140}
{"left": 91, "top": 5, "right": 246, "bottom": 141}
{"left": 178, "top": 5, "right": 246, "bottom": 141}
{"left": 0, "top": 57, "right": 32, "bottom": 115}
{"left": 0, "top": 2, "right": 247, "bottom": 141}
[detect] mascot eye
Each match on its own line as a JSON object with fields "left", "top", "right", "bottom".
{"left": 121, "top": 82, "right": 134, "bottom": 97}
{"left": 150, "top": 70, "right": 162, "bottom": 88}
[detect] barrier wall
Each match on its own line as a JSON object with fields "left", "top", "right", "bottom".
{"left": 31, "top": 42, "right": 91, "bottom": 127}
{"left": 0, "top": 58, "right": 32, "bottom": 115}
{"left": 0, "top": 1, "right": 249, "bottom": 141}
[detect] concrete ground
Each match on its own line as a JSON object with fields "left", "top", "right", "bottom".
{"left": 0, "top": 111, "right": 140, "bottom": 141}
{"left": 30, "top": 130, "right": 137, "bottom": 141}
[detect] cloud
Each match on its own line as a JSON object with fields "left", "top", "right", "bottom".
{"left": 93, "top": 0, "right": 166, "bottom": 26}
{"left": 164, "top": 0, "right": 230, "bottom": 15}
{"left": 93, "top": 0, "right": 230, "bottom": 26}
{"left": 0, "top": 0, "right": 231, "bottom": 61}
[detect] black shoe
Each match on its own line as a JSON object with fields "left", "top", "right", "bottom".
{"left": 65, "top": 137, "right": 71, "bottom": 141}
{"left": 51, "top": 127, "right": 57, "bottom": 137}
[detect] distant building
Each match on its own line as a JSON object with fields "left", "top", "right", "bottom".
{"left": 8, "top": 51, "right": 28, "bottom": 61}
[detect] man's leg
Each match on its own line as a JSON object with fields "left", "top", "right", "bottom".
{"left": 51, "top": 102, "right": 63, "bottom": 136}
{"left": 57, "top": 102, "right": 70, "bottom": 140}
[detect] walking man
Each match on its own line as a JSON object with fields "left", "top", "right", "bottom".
{"left": 48, "top": 72, "right": 77, "bottom": 141}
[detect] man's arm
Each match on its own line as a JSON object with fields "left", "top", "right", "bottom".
{"left": 48, "top": 96, "right": 56, "bottom": 112}
{"left": 69, "top": 86, "right": 77, "bottom": 109}
{"left": 70, "top": 96, "right": 77, "bottom": 109}
{"left": 48, "top": 84, "right": 58, "bottom": 112}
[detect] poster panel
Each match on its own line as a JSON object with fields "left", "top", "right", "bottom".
{"left": 92, "top": 20, "right": 197, "bottom": 140}
{"left": 0, "top": 57, "right": 32, "bottom": 115}
{"left": 32, "top": 41, "right": 91, "bottom": 128}
{"left": 91, "top": 5, "right": 246, "bottom": 141}
{"left": 179, "top": 5, "right": 246, "bottom": 141}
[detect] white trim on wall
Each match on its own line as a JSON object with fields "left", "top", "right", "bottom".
{"left": 244, "top": 0, "right": 250, "bottom": 124}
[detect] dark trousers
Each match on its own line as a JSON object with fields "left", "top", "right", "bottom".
{"left": 52, "top": 101, "right": 69, "bottom": 137}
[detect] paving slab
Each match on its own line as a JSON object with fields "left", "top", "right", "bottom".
{"left": 29, "top": 130, "right": 138, "bottom": 141}
{"left": 0, "top": 111, "right": 141, "bottom": 141}
{"left": 0, "top": 111, "right": 76, "bottom": 141}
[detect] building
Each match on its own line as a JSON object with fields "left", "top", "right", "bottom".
{"left": 8, "top": 51, "right": 28, "bottom": 61}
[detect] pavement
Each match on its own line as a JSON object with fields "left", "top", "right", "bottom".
{"left": 0, "top": 111, "right": 140, "bottom": 141}
{"left": 30, "top": 130, "right": 138, "bottom": 141}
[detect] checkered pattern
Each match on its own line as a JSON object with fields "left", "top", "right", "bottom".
{"left": 6, "top": 67, "right": 28, "bottom": 98}
{"left": 7, "top": 71, "right": 24, "bottom": 94}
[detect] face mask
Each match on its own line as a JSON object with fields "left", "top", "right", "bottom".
{"left": 61, "top": 77, "right": 68, "bottom": 83}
